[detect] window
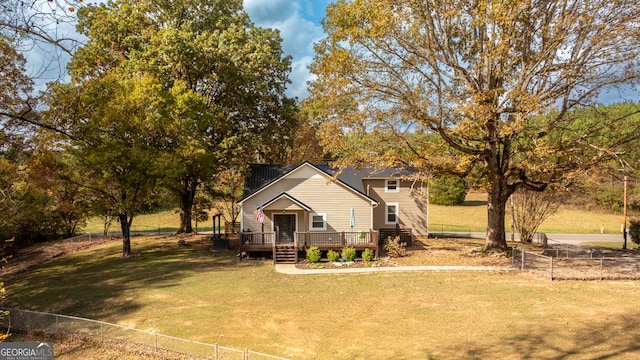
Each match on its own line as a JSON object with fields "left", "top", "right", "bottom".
{"left": 385, "top": 179, "right": 399, "bottom": 193}
{"left": 310, "top": 213, "right": 326, "bottom": 230}
{"left": 386, "top": 203, "right": 399, "bottom": 224}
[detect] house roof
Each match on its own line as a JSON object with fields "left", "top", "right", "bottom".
{"left": 260, "top": 192, "right": 312, "bottom": 211}
{"left": 243, "top": 163, "right": 414, "bottom": 197}
{"left": 237, "top": 162, "right": 380, "bottom": 205}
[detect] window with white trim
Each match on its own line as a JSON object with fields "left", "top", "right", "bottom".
{"left": 385, "top": 179, "right": 399, "bottom": 193}
{"left": 310, "top": 213, "right": 326, "bottom": 230}
{"left": 386, "top": 203, "right": 399, "bottom": 224}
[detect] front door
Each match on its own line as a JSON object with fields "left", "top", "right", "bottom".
{"left": 274, "top": 214, "right": 296, "bottom": 243}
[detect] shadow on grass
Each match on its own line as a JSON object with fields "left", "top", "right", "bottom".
{"left": 3, "top": 236, "right": 262, "bottom": 320}
{"left": 462, "top": 200, "right": 488, "bottom": 207}
{"left": 434, "top": 310, "right": 640, "bottom": 359}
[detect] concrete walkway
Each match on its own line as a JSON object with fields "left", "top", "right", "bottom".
{"left": 275, "top": 264, "right": 517, "bottom": 275}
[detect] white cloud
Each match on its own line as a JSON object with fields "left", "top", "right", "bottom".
{"left": 288, "top": 56, "right": 317, "bottom": 100}
{"left": 244, "top": 0, "right": 298, "bottom": 25}
{"left": 244, "top": 0, "right": 326, "bottom": 100}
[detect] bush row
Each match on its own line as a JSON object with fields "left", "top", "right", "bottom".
{"left": 306, "top": 246, "right": 375, "bottom": 263}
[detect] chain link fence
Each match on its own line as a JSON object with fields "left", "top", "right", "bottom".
{"left": 512, "top": 247, "right": 640, "bottom": 280}
{"left": 2, "top": 308, "right": 287, "bottom": 360}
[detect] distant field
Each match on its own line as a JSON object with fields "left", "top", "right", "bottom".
{"left": 81, "top": 192, "right": 630, "bottom": 235}
{"left": 82, "top": 209, "right": 215, "bottom": 234}
{"left": 429, "top": 191, "right": 630, "bottom": 235}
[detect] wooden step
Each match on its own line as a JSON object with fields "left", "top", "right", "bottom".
{"left": 274, "top": 244, "right": 297, "bottom": 264}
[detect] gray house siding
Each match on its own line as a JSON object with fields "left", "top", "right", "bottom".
{"left": 239, "top": 164, "right": 375, "bottom": 233}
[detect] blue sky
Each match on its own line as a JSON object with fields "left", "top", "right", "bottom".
{"left": 243, "top": 0, "right": 330, "bottom": 100}
{"left": 24, "top": 0, "right": 330, "bottom": 101}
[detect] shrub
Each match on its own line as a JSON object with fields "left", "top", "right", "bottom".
{"left": 429, "top": 176, "right": 468, "bottom": 206}
{"left": 342, "top": 247, "right": 357, "bottom": 262}
{"left": 629, "top": 219, "right": 640, "bottom": 245}
{"left": 384, "top": 236, "right": 407, "bottom": 257}
{"left": 306, "top": 246, "right": 321, "bottom": 263}
{"left": 327, "top": 250, "right": 341, "bottom": 262}
{"left": 362, "top": 248, "right": 375, "bottom": 262}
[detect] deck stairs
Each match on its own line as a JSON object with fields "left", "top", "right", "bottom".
{"left": 274, "top": 243, "right": 296, "bottom": 264}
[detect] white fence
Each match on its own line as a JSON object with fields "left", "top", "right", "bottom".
{"left": 2, "top": 308, "right": 287, "bottom": 360}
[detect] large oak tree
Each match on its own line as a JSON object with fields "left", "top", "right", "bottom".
{"left": 307, "top": 0, "right": 640, "bottom": 251}
{"left": 70, "top": 0, "right": 295, "bottom": 233}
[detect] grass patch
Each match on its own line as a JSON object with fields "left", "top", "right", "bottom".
{"left": 81, "top": 191, "right": 629, "bottom": 236}
{"left": 429, "top": 191, "right": 630, "bottom": 234}
{"left": 5, "top": 236, "right": 640, "bottom": 359}
{"left": 81, "top": 209, "right": 220, "bottom": 234}
{"left": 581, "top": 241, "right": 640, "bottom": 250}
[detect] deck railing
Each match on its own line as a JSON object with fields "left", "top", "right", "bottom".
{"left": 296, "top": 231, "right": 377, "bottom": 248}
{"left": 240, "top": 232, "right": 275, "bottom": 247}
{"left": 239, "top": 231, "right": 378, "bottom": 250}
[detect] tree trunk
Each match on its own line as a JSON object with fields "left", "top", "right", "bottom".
{"left": 485, "top": 175, "right": 510, "bottom": 252}
{"left": 119, "top": 213, "right": 132, "bottom": 256}
{"left": 177, "top": 180, "right": 197, "bottom": 233}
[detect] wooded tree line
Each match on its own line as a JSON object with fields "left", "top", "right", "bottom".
{"left": 0, "top": 0, "right": 325, "bottom": 256}
{"left": 2, "top": 0, "right": 640, "bottom": 255}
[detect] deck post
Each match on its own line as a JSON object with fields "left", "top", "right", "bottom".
{"left": 272, "top": 239, "right": 276, "bottom": 264}
{"left": 373, "top": 230, "right": 379, "bottom": 259}
{"left": 294, "top": 231, "right": 298, "bottom": 264}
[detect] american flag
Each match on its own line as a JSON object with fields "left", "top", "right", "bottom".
{"left": 256, "top": 206, "right": 265, "bottom": 223}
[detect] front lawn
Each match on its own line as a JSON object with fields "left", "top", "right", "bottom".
{"left": 5, "top": 235, "right": 640, "bottom": 359}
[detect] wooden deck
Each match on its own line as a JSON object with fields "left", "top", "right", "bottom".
{"left": 239, "top": 231, "right": 379, "bottom": 263}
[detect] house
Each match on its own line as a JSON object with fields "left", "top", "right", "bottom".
{"left": 236, "top": 162, "right": 428, "bottom": 263}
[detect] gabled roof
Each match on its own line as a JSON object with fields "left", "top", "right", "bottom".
{"left": 237, "top": 162, "right": 378, "bottom": 205}
{"left": 260, "top": 192, "right": 312, "bottom": 211}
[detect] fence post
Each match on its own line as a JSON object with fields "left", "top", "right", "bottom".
{"left": 215, "top": 344, "right": 219, "bottom": 360}
{"left": 521, "top": 250, "right": 525, "bottom": 270}
{"left": 600, "top": 258, "right": 604, "bottom": 281}
{"left": 101, "top": 323, "right": 103, "bottom": 344}
{"left": 549, "top": 257, "right": 553, "bottom": 281}
{"left": 512, "top": 248, "right": 515, "bottom": 267}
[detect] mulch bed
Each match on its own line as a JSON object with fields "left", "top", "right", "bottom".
{"left": 296, "top": 257, "right": 399, "bottom": 269}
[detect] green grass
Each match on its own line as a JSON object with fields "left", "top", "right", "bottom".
{"left": 82, "top": 209, "right": 219, "bottom": 234}
{"left": 429, "top": 191, "right": 631, "bottom": 234}
{"left": 6, "top": 235, "right": 640, "bottom": 359}
{"left": 581, "top": 241, "right": 640, "bottom": 250}
{"left": 82, "top": 191, "right": 630, "bottom": 236}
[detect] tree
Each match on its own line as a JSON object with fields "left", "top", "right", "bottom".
{"left": 512, "top": 189, "right": 559, "bottom": 243}
{"left": 629, "top": 219, "right": 640, "bottom": 245}
{"left": 206, "top": 166, "right": 246, "bottom": 227}
{"left": 71, "top": 0, "right": 296, "bottom": 233}
{"left": 28, "top": 149, "right": 92, "bottom": 238}
{"left": 46, "top": 74, "right": 173, "bottom": 256}
{"left": 0, "top": 36, "right": 36, "bottom": 132}
{"left": 429, "top": 176, "right": 468, "bottom": 206}
{"left": 307, "top": 0, "right": 640, "bottom": 251}
{"left": 0, "top": 0, "right": 81, "bottom": 54}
